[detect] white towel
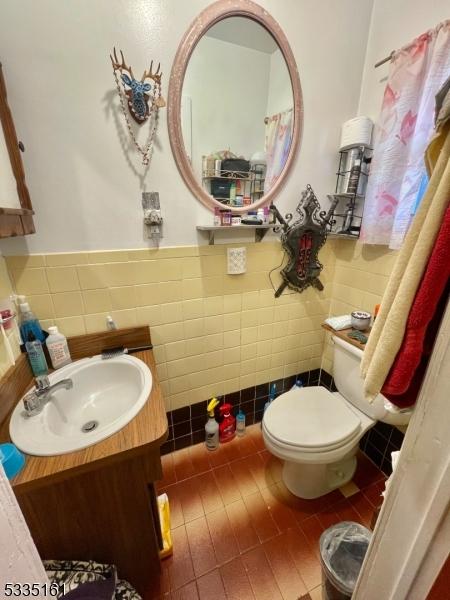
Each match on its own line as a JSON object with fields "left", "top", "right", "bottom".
{"left": 324, "top": 315, "right": 352, "bottom": 331}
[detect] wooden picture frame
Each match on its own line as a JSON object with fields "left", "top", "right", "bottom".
{"left": 0, "top": 62, "right": 35, "bottom": 238}
{"left": 167, "top": 0, "right": 303, "bottom": 213}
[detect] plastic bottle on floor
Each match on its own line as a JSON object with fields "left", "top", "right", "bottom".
{"left": 261, "top": 383, "right": 277, "bottom": 428}
{"left": 236, "top": 409, "right": 246, "bottom": 436}
{"left": 265, "top": 383, "right": 277, "bottom": 411}
{"left": 291, "top": 378, "right": 303, "bottom": 390}
{"left": 219, "top": 403, "right": 236, "bottom": 442}
{"left": 19, "top": 302, "right": 45, "bottom": 344}
{"left": 205, "top": 398, "right": 220, "bottom": 451}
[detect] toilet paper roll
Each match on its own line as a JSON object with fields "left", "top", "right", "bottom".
{"left": 340, "top": 117, "right": 373, "bottom": 150}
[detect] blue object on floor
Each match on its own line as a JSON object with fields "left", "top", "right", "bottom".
{"left": 0, "top": 443, "right": 25, "bottom": 479}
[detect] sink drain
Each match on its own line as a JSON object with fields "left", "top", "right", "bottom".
{"left": 81, "top": 420, "right": 99, "bottom": 433}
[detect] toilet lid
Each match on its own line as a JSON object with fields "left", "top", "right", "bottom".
{"left": 264, "top": 386, "right": 361, "bottom": 449}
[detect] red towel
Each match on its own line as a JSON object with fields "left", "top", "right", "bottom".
{"left": 381, "top": 203, "right": 450, "bottom": 407}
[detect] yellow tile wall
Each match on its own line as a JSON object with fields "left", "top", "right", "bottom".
{"left": 4, "top": 242, "right": 334, "bottom": 411}
{"left": 0, "top": 256, "right": 21, "bottom": 377}
{"left": 321, "top": 240, "right": 397, "bottom": 374}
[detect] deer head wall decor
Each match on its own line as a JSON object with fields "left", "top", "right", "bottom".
{"left": 110, "top": 47, "right": 166, "bottom": 165}
{"left": 110, "top": 47, "right": 165, "bottom": 124}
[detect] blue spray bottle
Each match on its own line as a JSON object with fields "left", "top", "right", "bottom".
{"left": 262, "top": 383, "right": 277, "bottom": 427}
{"left": 291, "top": 377, "right": 303, "bottom": 390}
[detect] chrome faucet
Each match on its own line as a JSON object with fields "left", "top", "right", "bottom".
{"left": 23, "top": 375, "right": 73, "bottom": 417}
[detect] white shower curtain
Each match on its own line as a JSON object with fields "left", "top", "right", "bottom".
{"left": 264, "top": 108, "right": 293, "bottom": 193}
{"left": 361, "top": 20, "right": 450, "bottom": 249}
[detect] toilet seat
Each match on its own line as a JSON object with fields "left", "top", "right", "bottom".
{"left": 263, "top": 386, "right": 361, "bottom": 453}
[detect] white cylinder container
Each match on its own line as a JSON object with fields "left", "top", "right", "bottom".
{"left": 340, "top": 117, "right": 373, "bottom": 150}
{"left": 45, "top": 326, "right": 72, "bottom": 369}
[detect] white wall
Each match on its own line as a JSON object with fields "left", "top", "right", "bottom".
{"left": 183, "top": 36, "right": 269, "bottom": 180}
{"left": 358, "top": 0, "right": 450, "bottom": 118}
{"left": 0, "top": 0, "right": 373, "bottom": 254}
{"left": 266, "top": 48, "right": 293, "bottom": 117}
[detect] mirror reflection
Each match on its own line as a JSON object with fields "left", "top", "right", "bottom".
{"left": 181, "top": 16, "right": 294, "bottom": 208}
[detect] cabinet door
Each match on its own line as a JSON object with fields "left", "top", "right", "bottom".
{"left": 0, "top": 63, "right": 35, "bottom": 238}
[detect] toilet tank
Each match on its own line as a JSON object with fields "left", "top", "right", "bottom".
{"left": 332, "top": 335, "right": 413, "bottom": 425}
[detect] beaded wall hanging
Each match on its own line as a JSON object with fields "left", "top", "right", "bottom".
{"left": 110, "top": 47, "right": 166, "bottom": 165}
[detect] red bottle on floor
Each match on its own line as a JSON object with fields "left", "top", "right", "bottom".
{"left": 219, "top": 403, "right": 236, "bottom": 443}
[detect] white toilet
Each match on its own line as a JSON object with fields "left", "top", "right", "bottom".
{"left": 262, "top": 335, "right": 413, "bottom": 499}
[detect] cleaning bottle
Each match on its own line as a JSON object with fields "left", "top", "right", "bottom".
{"left": 25, "top": 332, "right": 48, "bottom": 377}
{"left": 19, "top": 302, "right": 45, "bottom": 343}
{"left": 205, "top": 398, "right": 220, "bottom": 451}
{"left": 291, "top": 377, "right": 303, "bottom": 390}
{"left": 262, "top": 383, "right": 277, "bottom": 428}
{"left": 236, "top": 409, "right": 246, "bottom": 436}
{"left": 264, "top": 383, "right": 277, "bottom": 412}
{"left": 46, "top": 326, "right": 72, "bottom": 369}
{"left": 219, "top": 403, "right": 236, "bottom": 443}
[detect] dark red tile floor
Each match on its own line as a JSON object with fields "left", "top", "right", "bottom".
{"left": 151, "top": 424, "right": 386, "bottom": 600}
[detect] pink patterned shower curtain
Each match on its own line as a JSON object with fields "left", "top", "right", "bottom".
{"left": 264, "top": 108, "right": 293, "bottom": 193}
{"left": 361, "top": 20, "right": 450, "bottom": 249}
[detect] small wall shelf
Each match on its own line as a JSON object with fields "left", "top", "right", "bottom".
{"left": 327, "top": 145, "right": 372, "bottom": 239}
{"left": 196, "top": 225, "right": 270, "bottom": 245}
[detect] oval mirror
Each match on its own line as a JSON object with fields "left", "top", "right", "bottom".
{"left": 168, "top": 0, "right": 303, "bottom": 213}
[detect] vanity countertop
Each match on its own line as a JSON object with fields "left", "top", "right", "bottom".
{"left": 0, "top": 328, "right": 168, "bottom": 493}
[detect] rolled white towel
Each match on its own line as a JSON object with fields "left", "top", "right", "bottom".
{"left": 325, "top": 315, "right": 352, "bottom": 331}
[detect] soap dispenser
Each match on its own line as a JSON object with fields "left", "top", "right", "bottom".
{"left": 19, "top": 302, "right": 45, "bottom": 343}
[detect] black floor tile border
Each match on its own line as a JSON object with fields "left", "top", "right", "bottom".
{"left": 359, "top": 420, "right": 405, "bottom": 475}
{"left": 161, "top": 368, "right": 337, "bottom": 454}
{"left": 161, "top": 366, "right": 406, "bottom": 470}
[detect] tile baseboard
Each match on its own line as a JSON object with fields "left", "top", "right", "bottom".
{"left": 162, "top": 367, "right": 405, "bottom": 477}
{"left": 161, "top": 368, "right": 337, "bottom": 454}
{"left": 359, "top": 421, "right": 405, "bottom": 476}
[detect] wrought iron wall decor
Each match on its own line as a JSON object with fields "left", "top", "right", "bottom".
{"left": 110, "top": 48, "right": 166, "bottom": 165}
{"left": 271, "top": 185, "right": 338, "bottom": 297}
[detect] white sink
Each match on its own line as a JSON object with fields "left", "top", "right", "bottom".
{"left": 9, "top": 354, "right": 152, "bottom": 456}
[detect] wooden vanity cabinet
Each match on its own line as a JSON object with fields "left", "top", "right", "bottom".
{"left": 16, "top": 450, "right": 164, "bottom": 595}
{"left": 0, "top": 328, "right": 168, "bottom": 598}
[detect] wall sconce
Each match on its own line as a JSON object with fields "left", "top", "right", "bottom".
{"left": 142, "top": 192, "right": 163, "bottom": 244}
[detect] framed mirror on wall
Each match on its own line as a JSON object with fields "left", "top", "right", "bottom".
{"left": 168, "top": 0, "right": 303, "bottom": 213}
{"left": 0, "top": 62, "right": 34, "bottom": 238}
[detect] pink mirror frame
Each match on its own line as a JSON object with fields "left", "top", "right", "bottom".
{"left": 167, "top": 0, "right": 304, "bottom": 214}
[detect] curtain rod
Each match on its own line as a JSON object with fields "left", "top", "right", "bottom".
{"left": 375, "top": 19, "right": 449, "bottom": 69}
{"left": 374, "top": 50, "right": 395, "bottom": 69}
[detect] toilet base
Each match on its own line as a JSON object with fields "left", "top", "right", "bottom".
{"left": 282, "top": 454, "right": 357, "bottom": 499}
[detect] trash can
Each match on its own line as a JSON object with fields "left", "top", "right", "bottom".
{"left": 319, "top": 521, "right": 372, "bottom": 599}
